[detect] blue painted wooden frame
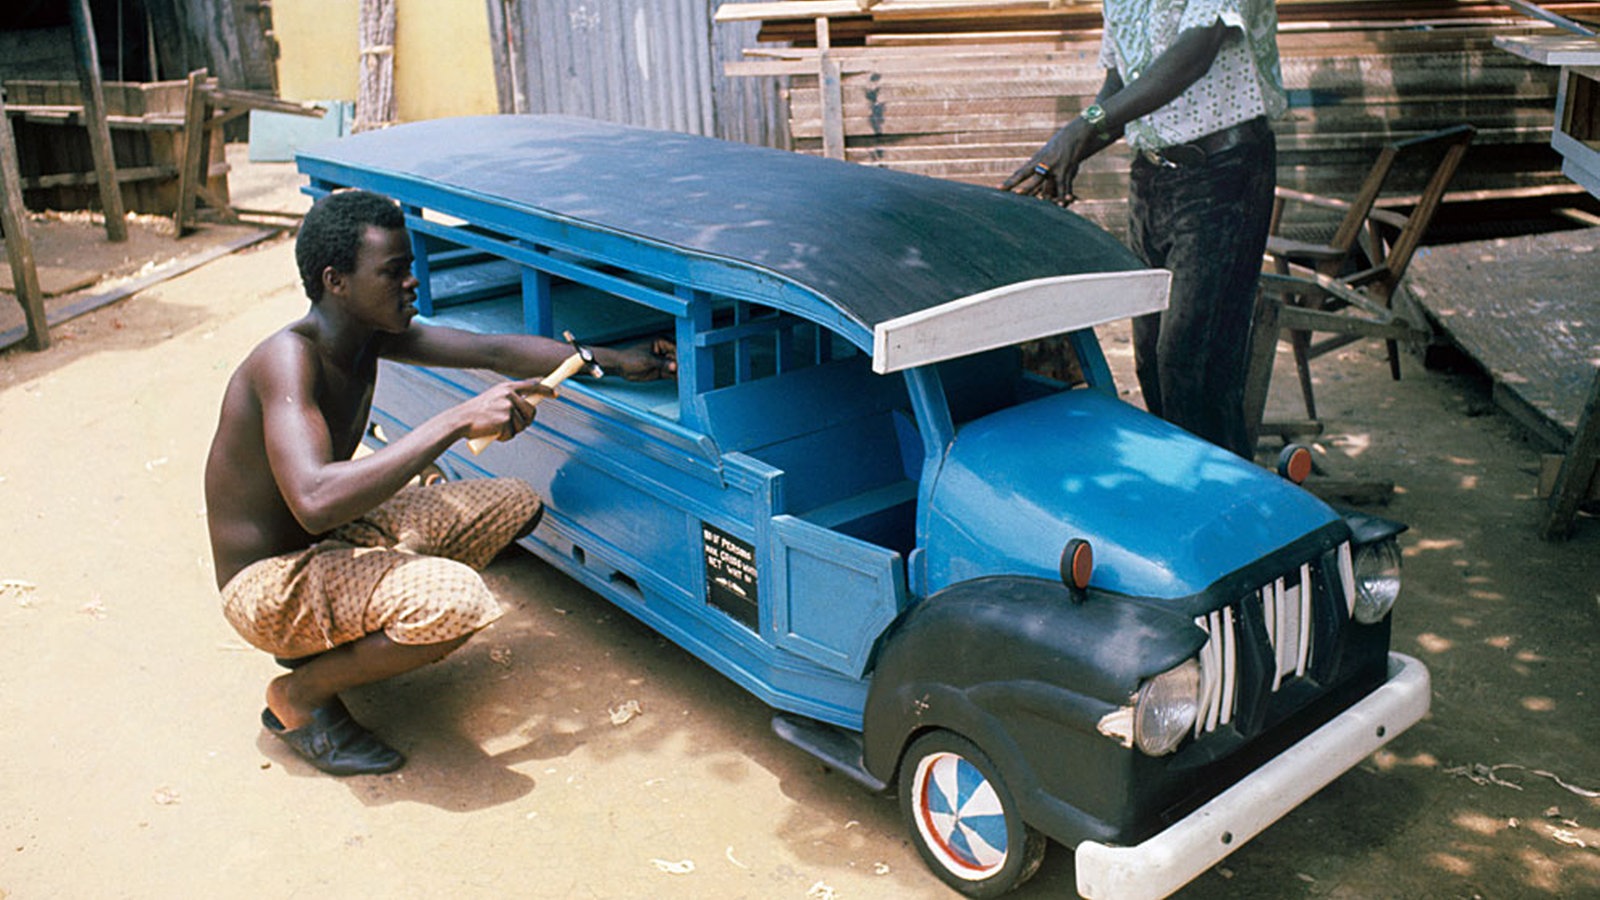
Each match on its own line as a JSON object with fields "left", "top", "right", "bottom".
{"left": 295, "top": 116, "right": 1166, "bottom": 730}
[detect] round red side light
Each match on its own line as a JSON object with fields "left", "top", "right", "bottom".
{"left": 1060, "top": 538, "right": 1093, "bottom": 592}
{"left": 1278, "top": 444, "right": 1313, "bottom": 485}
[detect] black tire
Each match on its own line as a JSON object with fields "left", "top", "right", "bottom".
{"left": 899, "top": 730, "right": 1047, "bottom": 897}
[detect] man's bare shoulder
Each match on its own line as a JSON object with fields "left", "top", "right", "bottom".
{"left": 234, "top": 322, "right": 323, "bottom": 389}
{"left": 262, "top": 319, "right": 322, "bottom": 361}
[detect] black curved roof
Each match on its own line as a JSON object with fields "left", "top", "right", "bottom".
{"left": 297, "top": 115, "right": 1146, "bottom": 335}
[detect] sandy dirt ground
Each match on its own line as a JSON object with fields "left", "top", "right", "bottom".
{"left": 1, "top": 153, "right": 1597, "bottom": 900}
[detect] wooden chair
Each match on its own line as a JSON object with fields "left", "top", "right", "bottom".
{"left": 1252, "top": 124, "right": 1476, "bottom": 424}
{"left": 171, "top": 69, "right": 326, "bottom": 235}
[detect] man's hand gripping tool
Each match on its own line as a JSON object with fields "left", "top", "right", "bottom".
{"left": 467, "top": 330, "right": 603, "bottom": 455}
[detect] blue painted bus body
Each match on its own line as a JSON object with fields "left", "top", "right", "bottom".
{"left": 297, "top": 117, "right": 1421, "bottom": 891}
{"left": 923, "top": 387, "right": 1341, "bottom": 598}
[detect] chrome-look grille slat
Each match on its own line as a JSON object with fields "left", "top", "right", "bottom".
{"left": 1220, "top": 605, "right": 1238, "bottom": 725}
{"left": 1195, "top": 611, "right": 1224, "bottom": 735}
{"left": 1337, "top": 542, "right": 1356, "bottom": 617}
{"left": 1296, "top": 562, "right": 1313, "bottom": 678}
{"left": 1190, "top": 542, "right": 1352, "bottom": 739}
{"left": 1193, "top": 606, "right": 1241, "bottom": 736}
{"left": 1266, "top": 579, "right": 1285, "bottom": 690}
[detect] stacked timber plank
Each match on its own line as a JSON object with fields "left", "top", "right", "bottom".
{"left": 718, "top": 0, "right": 1600, "bottom": 235}
{"left": 3, "top": 78, "right": 225, "bottom": 216}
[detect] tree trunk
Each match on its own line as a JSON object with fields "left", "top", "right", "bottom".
{"left": 355, "top": 0, "right": 396, "bottom": 132}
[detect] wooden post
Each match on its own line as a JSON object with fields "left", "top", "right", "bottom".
{"left": 67, "top": 0, "right": 127, "bottom": 243}
{"left": 0, "top": 89, "right": 49, "bottom": 351}
{"left": 173, "top": 69, "right": 210, "bottom": 235}
{"left": 1242, "top": 287, "right": 1281, "bottom": 454}
{"left": 816, "top": 17, "right": 844, "bottom": 161}
{"left": 356, "top": 0, "right": 397, "bottom": 132}
{"left": 1543, "top": 365, "right": 1600, "bottom": 540}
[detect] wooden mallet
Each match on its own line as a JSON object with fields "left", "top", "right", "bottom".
{"left": 467, "top": 330, "right": 603, "bottom": 455}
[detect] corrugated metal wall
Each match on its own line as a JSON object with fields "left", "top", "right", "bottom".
{"left": 497, "top": 0, "right": 784, "bottom": 148}
{"left": 710, "top": 9, "right": 787, "bottom": 147}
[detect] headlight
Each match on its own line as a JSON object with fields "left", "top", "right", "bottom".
{"left": 1133, "top": 659, "right": 1200, "bottom": 756}
{"left": 1352, "top": 538, "right": 1403, "bottom": 624}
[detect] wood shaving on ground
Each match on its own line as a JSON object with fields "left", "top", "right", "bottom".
{"left": 1445, "top": 762, "right": 1600, "bottom": 798}
{"left": 650, "top": 858, "right": 694, "bottom": 874}
{"left": 1548, "top": 828, "right": 1589, "bottom": 848}
{"left": 725, "top": 846, "right": 749, "bottom": 869}
{"left": 3, "top": 579, "right": 37, "bottom": 607}
{"left": 34, "top": 208, "right": 176, "bottom": 234}
{"left": 806, "top": 881, "right": 836, "bottom": 900}
{"left": 152, "top": 786, "right": 181, "bottom": 805}
{"left": 609, "top": 699, "right": 642, "bottom": 725}
{"left": 1545, "top": 807, "right": 1582, "bottom": 828}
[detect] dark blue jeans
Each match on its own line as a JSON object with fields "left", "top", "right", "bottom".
{"left": 1128, "top": 118, "right": 1276, "bottom": 458}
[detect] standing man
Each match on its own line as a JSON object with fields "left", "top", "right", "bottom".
{"left": 205, "top": 189, "right": 675, "bottom": 776}
{"left": 1003, "top": 0, "right": 1285, "bottom": 457}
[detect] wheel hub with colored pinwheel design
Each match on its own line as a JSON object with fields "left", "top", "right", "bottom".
{"left": 899, "top": 731, "right": 1045, "bottom": 897}
{"left": 914, "top": 750, "right": 1010, "bottom": 876}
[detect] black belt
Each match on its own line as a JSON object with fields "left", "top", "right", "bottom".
{"left": 1140, "top": 116, "right": 1267, "bottom": 168}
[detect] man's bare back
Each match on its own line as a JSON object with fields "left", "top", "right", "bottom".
{"left": 204, "top": 322, "right": 379, "bottom": 587}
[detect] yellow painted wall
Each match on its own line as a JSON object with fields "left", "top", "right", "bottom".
{"left": 394, "top": 1, "right": 499, "bottom": 120}
{"left": 272, "top": 0, "right": 499, "bottom": 121}
{"left": 273, "top": 0, "right": 358, "bottom": 103}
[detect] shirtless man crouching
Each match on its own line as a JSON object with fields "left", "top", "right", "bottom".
{"left": 204, "top": 189, "right": 675, "bottom": 775}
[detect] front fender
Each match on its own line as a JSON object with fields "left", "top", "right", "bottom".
{"left": 861, "top": 576, "right": 1206, "bottom": 788}
{"left": 1340, "top": 508, "right": 1408, "bottom": 545}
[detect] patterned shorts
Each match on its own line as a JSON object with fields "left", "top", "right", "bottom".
{"left": 220, "top": 478, "right": 542, "bottom": 659}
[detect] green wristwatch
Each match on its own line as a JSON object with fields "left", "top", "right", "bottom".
{"left": 1080, "top": 103, "right": 1112, "bottom": 141}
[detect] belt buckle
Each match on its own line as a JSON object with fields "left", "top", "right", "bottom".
{"left": 1141, "top": 149, "right": 1175, "bottom": 169}
{"left": 1162, "top": 144, "right": 1206, "bottom": 167}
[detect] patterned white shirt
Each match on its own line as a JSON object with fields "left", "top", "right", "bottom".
{"left": 1099, "top": 0, "right": 1286, "bottom": 151}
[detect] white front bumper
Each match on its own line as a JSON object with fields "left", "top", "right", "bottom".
{"left": 1074, "top": 652, "right": 1431, "bottom": 900}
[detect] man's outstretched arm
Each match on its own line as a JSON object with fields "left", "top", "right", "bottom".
{"left": 258, "top": 333, "right": 541, "bottom": 534}
{"left": 382, "top": 324, "right": 677, "bottom": 382}
{"left": 1003, "top": 19, "right": 1231, "bottom": 202}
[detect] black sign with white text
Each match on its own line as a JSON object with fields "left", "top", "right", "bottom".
{"left": 702, "top": 522, "right": 758, "bottom": 629}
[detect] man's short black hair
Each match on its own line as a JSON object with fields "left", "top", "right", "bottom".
{"left": 296, "top": 189, "right": 407, "bottom": 302}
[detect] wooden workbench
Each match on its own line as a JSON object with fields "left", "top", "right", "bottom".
{"left": 1404, "top": 226, "right": 1600, "bottom": 535}
{"left": 1489, "top": 28, "right": 1600, "bottom": 538}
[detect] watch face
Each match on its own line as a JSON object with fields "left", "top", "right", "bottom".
{"left": 1082, "top": 104, "right": 1109, "bottom": 140}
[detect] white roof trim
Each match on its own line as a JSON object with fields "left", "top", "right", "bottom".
{"left": 870, "top": 268, "right": 1172, "bottom": 374}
